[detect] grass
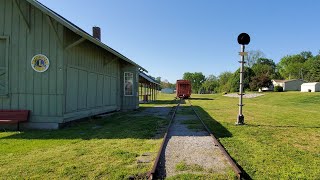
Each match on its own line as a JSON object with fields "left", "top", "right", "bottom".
{"left": 166, "top": 173, "right": 236, "bottom": 180}
{"left": 1, "top": 92, "right": 319, "bottom": 179}
{"left": 172, "top": 161, "right": 235, "bottom": 180}
{"left": 181, "top": 119, "right": 205, "bottom": 131}
{"left": 187, "top": 92, "right": 320, "bottom": 179}
{"left": 177, "top": 105, "right": 205, "bottom": 131}
{"left": 175, "top": 161, "right": 205, "bottom": 172}
{"left": 177, "top": 107, "right": 194, "bottom": 115}
{"left": 0, "top": 110, "right": 169, "bottom": 179}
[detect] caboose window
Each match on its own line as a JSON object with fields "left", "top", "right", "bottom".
{"left": 124, "top": 72, "right": 133, "bottom": 96}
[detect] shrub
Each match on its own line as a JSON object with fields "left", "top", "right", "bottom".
{"left": 274, "top": 86, "right": 283, "bottom": 92}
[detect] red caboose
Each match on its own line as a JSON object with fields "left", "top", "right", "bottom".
{"left": 176, "top": 80, "right": 191, "bottom": 99}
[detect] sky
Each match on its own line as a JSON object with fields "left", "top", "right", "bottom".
{"left": 39, "top": 0, "right": 320, "bottom": 83}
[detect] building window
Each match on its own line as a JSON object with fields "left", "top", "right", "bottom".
{"left": 0, "top": 36, "right": 9, "bottom": 95}
{"left": 124, "top": 72, "right": 133, "bottom": 96}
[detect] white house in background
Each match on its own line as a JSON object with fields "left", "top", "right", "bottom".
{"left": 301, "top": 82, "right": 320, "bottom": 92}
{"left": 272, "top": 79, "right": 305, "bottom": 91}
{"left": 161, "top": 88, "right": 174, "bottom": 94}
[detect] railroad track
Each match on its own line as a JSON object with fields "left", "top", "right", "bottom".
{"left": 147, "top": 98, "right": 242, "bottom": 179}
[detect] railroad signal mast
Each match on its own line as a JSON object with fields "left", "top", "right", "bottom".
{"left": 236, "top": 33, "right": 250, "bottom": 125}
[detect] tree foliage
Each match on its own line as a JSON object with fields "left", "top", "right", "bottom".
{"left": 245, "top": 50, "right": 265, "bottom": 67}
{"left": 278, "top": 52, "right": 309, "bottom": 79}
{"left": 304, "top": 55, "right": 320, "bottom": 82}
{"left": 160, "top": 79, "right": 175, "bottom": 89}
{"left": 218, "top": 71, "right": 233, "bottom": 93}
{"left": 173, "top": 51, "right": 319, "bottom": 94}
{"left": 252, "top": 58, "right": 276, "bottom": 76}
{"left": 182, "top": 72, "right": 205, "bottom": 93}
{"left": 201, "top": 75, "right": 218, "bottom": 93}
{"left": 250, "top": 74, "right": 272, "bottom": 90}
{"left": 229, "top": 67, "right": 256, "bottom": 92}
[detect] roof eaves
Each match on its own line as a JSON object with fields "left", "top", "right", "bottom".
{"left": 139, "top": 72, "right": 160, "bottom": 85}
{"left": 27, "top": 0, "right": 148, "bottom": 73}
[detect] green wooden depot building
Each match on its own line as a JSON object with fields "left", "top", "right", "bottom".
{"left": 0, "top": 0, "right": 154, "bottom": 129}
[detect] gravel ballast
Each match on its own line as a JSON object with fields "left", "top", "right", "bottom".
{"left": 223, "top": 93, "right": 264, "bottom": 98}
{"left": 156, "top": 106, "right": 233, "bottom": 178}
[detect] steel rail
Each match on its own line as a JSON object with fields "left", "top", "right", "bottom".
{"left": 187, "top": 99, "right": 243, "bottom": 179}
{"left": 147, "top": 98, "right": 182, "bottom": 179}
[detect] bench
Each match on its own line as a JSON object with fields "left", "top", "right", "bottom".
{"left": 0, "top": 110, "right": 30, "bottom": 130}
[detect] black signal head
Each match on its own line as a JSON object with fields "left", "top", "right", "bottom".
{"left": 237, "top": 33, "right": 250, "bottom": 45}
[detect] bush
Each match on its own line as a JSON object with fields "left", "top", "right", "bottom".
{"left": 274, "top": 86, "right": 283, "bottom": 92}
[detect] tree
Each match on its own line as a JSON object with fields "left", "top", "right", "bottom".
{"left": 309, "top": 58, "right": 320, "bottom": 81}
{"left": 229, "top": 67, "right": 255, "bottom": 92}
{"left": 245, "top": 50, "right": 265, "bottom": 67}
{"left": 304, "top": 55, "right": 320, "bottom": 82}
{"left": 278, "top": 53, "right": 310, "bottom": 80}
{"left": 161, "top": 79, "right": 173, "bottom": 89}
{"left": 250, "top": 58, "right": 277, "bottom": 90}
{"left": 249, "top": 74, "right": 272, "bottom": 91}
{"left": 217, "top": 71, "right": 233, "bottom": 92}
{"left": 252, "top": 58, "right": 276, "bottom": 76}
{"left": 300, "top": 51, "right": 313, "bottom": 59}
{"left": 155, "top": 77, "right": 161, "bottom": 83}
{"left": 201, "top": 75, "right": 218, "bottom": 93}
{"left": 183, "top": 72, "right": 206, "bottom": 94}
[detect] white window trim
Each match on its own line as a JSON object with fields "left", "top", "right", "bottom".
{"left": 0, "top": 36, "right": 9, "bottom": 96}
{"left": 124, "top": 72, "right": 134, "bottom": 96}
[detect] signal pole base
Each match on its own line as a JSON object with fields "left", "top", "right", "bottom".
{"left": 236, "top": 115, "right": 245, "bottom": 125}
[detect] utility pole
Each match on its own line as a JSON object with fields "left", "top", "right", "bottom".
{"left": 236, "top": 33, "right": 250, "bottom": 125}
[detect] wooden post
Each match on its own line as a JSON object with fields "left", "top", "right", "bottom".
{"left": 154, "top": 84, "right": 156, "bottom": 101}
{"left": 140, "top": 83, "right": 142, "bottom": 101}
{"left": 152, "top": 84, "right": 154, "bottom": 101}
{"left": 149, "top": 84, "right": 151, "bottom": 101}
{"left": 144, "top": 83, "right": 147, "bottom": 102}
{"left": 156, "top": 85, "right": 158, "bottom": 100}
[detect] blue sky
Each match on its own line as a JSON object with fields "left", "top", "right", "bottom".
{"left": 39, "top": 0, "right": 320, "bottom": 83}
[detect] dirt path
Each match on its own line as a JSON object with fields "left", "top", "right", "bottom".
{"left": 156, "top": 105, "right": 233, "bottom": 178}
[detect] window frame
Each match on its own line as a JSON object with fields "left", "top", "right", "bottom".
{"left": 124, "top": 72, "right": 134, "bottom": 96}
{"left": 0, "top": 36, "right": 9, "bottom": 96}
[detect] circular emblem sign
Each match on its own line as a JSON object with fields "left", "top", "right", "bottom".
{"left": 31, "top": 54, "right": 50, "bottom": 72}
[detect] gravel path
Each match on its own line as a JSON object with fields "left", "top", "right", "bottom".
{"left": 133, "top": 106, "right": 172, "bottom": 119}
{"left": 224, "top": 93, "right": 264, "bottom": 98}
{"left": 156, "top": 106, "right": 232, "bottom": 178}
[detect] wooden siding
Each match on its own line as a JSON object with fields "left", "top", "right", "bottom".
{"left": 0, "top": 0, "right": 64, "bottom": 123}
{"left": 0, "top": 0, "right": 140, "bottom": 126}
{"left": 64, "top": 31, "right": 120, "bottom": 115}
{"left": 121, "top": 65, "right": 139, "bottom": 110}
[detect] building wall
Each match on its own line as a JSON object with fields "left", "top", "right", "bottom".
{"left": 63, "top": 29, "right": 121, "bottom": 122}
{"left": 0, "top": 0, "right": 140, "bottom": 129}
{"left": 0, "top": 0, "right": 64, "bottom": 126}
{"left": 301, "top": 85, "right": 315, "bottom": 92}
{"left": 301, "top": 83, "right": 320, "bottom": 92}
{"left": 121, "top": 65, "right": 139, "bottom": 110}
{"left": 161, "top": 88, "right": 174, "bottom": 94}
{"left": 284, "top": 80, "right": 304, "bottom": 91}
{"left": 272, "top": 81, "right": 284, "bottom": 87}
{"left": 316, "top": 84, "right": 320, "bottom": 92}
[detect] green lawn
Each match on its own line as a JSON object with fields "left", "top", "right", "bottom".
{"left": 1, "top": 92, "right": 319, "bottom": 179}
{"left": 188, "top": 92, "right": 320, "bottom": 179}
{"left": 0, "top": 108, "right": 170, "bottom": 179}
